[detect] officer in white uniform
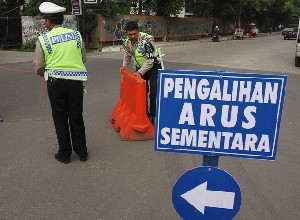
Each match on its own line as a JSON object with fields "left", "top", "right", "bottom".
{"left": 34, "top": 2, "right": 88, "bottom": 164}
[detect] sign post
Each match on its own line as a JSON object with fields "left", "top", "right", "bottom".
{"left": 202, "top": 155, "right": 219, "bottom": 167}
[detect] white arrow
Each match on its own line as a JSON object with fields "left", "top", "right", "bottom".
{"left": 181, "top": 181, "right": 235, "bottom": 214}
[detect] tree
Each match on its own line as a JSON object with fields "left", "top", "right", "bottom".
{"left": 0, "top": 0, "right": 26, "bottom": 16}
{"left": 185, "top": 0, "right": 213, "bottom": 17}
{"left": 88, "top": 0, "right": 131, "bottom": 15}
{"left": 139, "top": 0, "right": 184, "bottom": 16}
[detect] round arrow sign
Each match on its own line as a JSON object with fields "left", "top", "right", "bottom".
{"left": 172, "top": 166, "right": 242, "bottom": 220}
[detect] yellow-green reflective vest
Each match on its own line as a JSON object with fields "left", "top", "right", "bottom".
{"left": 123, "top": 32, "right": 159, "bottom": 68}
{"left": 38, "top": 27, "right": 87, "bottom": 82}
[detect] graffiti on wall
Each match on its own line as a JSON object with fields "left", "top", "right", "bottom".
{"left": 21, "top": 17, "right": 45, "bottom": 43}
{"left": 102, "top": 17, "right": 160, "bottom": 41}
{"left": 21, "top": 15, "right": 77, "bottom": 44}
{"left": 98, "top": 15, "right": 213, "bottom": 43}
{"left": 113, "top": 19, "right": 127, "bottom": 40}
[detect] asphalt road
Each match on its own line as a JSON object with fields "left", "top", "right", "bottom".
{"left": 0, "top": 33, "right": 299, "bottom": 219}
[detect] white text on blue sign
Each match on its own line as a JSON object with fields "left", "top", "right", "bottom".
{"left": 155, "top": 70, "right": 287, "bottom": 160}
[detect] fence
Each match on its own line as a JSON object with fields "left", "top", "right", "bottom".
{"left": 0, "top": 17, "right": 22, "bottom": 47}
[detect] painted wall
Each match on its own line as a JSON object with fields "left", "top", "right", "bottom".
{"left": 21, "top": 15, "right": 77, "bottom": 44}
{"left": 20, "top": 14, "right": 214, "bottom": 49}
{"left": 96, "top": 15, "right": 213, "bottom": 43}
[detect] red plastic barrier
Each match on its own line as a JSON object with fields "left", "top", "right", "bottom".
{"left": 110, "top": 68, "right": 155, "bottom": 140}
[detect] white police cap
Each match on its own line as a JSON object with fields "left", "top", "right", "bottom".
{"left": 39, "top": 2, "right": 66, "bottom": 14}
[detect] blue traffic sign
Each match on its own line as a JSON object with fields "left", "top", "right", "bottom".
{"left": 173, "top": 166, "right": 242, "bottom": 220}
{"left": 155, "top": 70, "right": 287, "bottom": 160}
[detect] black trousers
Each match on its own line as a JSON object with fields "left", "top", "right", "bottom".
{"left": 137, "top": 63, "right": 161, "bottom": 118}
{"left": 47, "top": 77, "right": 87, "bottom": 159}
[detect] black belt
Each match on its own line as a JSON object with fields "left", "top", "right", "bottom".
{"left": 48, "top": 77, "right": 82, "bottom": 83}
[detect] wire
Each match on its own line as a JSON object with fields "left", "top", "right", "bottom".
{"left": 0, "top": 6, "right": 19, "bottom": 16}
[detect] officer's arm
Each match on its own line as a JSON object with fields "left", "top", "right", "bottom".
{"left": 82, "top": 43, "right": 87, "bottom": 63}
{"left": 137, "top": 41, "right": 155, "bottom": 75}
{"left": 33, "top": 40, "right": 45, "bottom": 77}
{"left": 137, "top": 59, "right": 154, "bottom": 76}
{"left": 122, "top": 53, "right": 131, "bottom": 68}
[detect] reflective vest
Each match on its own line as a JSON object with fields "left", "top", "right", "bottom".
{"left": 38, "top": 27, "right": 87, "bottom": 81}
{"left": 123, "top": 32, "right": 159, "bottom": 68}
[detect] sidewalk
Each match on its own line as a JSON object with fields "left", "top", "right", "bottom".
{"left": 99, "top": 32, "right": 275, "bottom": 53}
{"left": 0, "top": 50, "right": 34, "bottom": 65}
{"left": 0, "top": 32, "right": 277, "bottom": 63}
{"left": 100, "top": 35, "right": 230, "bottom": 53}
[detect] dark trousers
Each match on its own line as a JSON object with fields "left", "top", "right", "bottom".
{"left": 137, "top": 63, "right": 161, "bottom": 118}
{"left": 47, "top": 77, "right": 87, "bottom": 159}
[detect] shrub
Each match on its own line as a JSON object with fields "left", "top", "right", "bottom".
{"left": 20, "top": 40, "right": 36, "bottom": 52}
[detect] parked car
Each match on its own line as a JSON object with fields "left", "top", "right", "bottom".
{"left": 282, "top": 27, "right": 297, "bottom": 40}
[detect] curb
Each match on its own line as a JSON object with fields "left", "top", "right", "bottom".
{"left": 99, "top": 32, "right": 279, "bottom": 53}
{"left": 100, "top": 36, "right": 229, "bottom": 53}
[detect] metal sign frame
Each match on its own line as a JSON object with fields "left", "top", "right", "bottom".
{"left": 71, "top": 0, "right": 82, "bottom": 15}
{"left": 84, "top": 0, "right": 98, "bottom": 3}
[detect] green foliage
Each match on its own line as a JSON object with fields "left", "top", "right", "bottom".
{"left": 19, "top": 40, "right": 36, "bottom": 52}
{"left": 186, "top": 0, "right": 299, "bottom": 28}
{"left": 79, "top": 11, "right": 98, "bottom": 34}
{"left": 137, "top": 0, "right": 185, "bottom": 16}
{"left": 185, "top": 0, "right": 213, "bottom": 17}
{"left": 1, "top": 0, "right": 299, "bottom": 37}
{"left": 83, "top": 0, "right": 130, "bottom": 16}
{"left": 21, "top": 0, "right": 40, "bottom": 16}
{"left": 221, "top": 4, "right": 236, "bottom": 19}
{"left": 0, "top": 0, "right": 20, "bottom": 16}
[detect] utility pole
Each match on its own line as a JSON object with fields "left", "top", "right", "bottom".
{"left": 238, "top": 0, "right": 241, "bottom": 27}
{"left": 138, "top": 0, "right": 143, "bottom": 14}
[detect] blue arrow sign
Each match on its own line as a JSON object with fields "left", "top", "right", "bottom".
{"left": 155, "top": 70, "right": 287, "bottom": 160}
{"left": 173, "top": 166, "right": 242, "bottom": 220}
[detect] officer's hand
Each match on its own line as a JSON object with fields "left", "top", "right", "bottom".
{"left": 133, "top": 72, "right": 141, "bottom": 77}
{"left": 120, "top": 67, "right": 127, "bottom": 73}
{"left": 37, "top": 67, "right": 45, "bottom": 77}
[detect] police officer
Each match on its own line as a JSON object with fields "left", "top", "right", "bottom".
{"left": 33, "top": 2, "right": 88, "bottom": 164}
{"left": 121, "top": 21, "right": 161, "bottom": 124}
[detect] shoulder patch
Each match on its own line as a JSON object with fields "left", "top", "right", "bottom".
{"left": 144, "top": 42, "right": 154, "bottom": 58}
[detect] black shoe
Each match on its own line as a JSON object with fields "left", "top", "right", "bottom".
{"left": 78, "top": 153, "right": 88, "bottom": 162}
{"left": 54, "top": 153, "right": 70, "bottom": 164}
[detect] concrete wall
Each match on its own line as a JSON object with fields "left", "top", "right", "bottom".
{"left": 20, "top": 14, "right": 214, "bottom": 49}
{"left": 95, "top": 14, "right": 213, "bottom": 45}
{"left": 21, "top": 15, "right": 77, "bottom": 44}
